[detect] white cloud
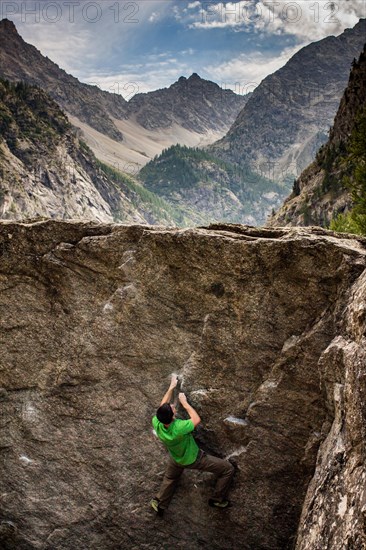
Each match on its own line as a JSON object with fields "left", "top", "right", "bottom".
{"left": 149, "top": 12, "right": 159, "bottom": 23}
{"left": 191, "top": 0, "right": 366, "bottom": 40}
{"left": 172, "top": 5, "right": 186, "bottom": 21}
{"left": 188, "top": 1, "right": 202, "bottom": 8}
{"left": 8, "top": 0, "right": 173, "bottom": 74}
{"left": 259, "top": 0, "right": 365, "bottom": 41}
{"left": 204, "top": 45, "right": 305, "bottom": 92}
{"left": 190, "top": 2, "right": 249, "bottom": 29}
{"left": 82, "top": 58, "right": 193, "bottom": 98}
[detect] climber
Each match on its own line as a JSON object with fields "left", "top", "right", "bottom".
{"left": 150, "top": 374, "right": 235, "bottom": 516}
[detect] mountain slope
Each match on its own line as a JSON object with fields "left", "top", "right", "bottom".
{"left": 136, "top": 20, "right": 366, "bottom": 226}
{"left": 0, "top": 79, "right": 183, "bottom": 225}
{"left": 210, "top": 19, "right": 366, "bottom": 182}
{"left": 269, "top": 45, "right": 366, "bottom": 230}
{"left": 0, "top": 18, "right": 127, "bottom": 141}
{"left": 138, "top": 145, "right": 287, "bottom": 225}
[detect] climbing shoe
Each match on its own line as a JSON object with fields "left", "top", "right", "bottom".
{"left": 208, "top": 499, "right": 230, "bottom": 509}
{"left": 150, "top": 498, "right": 164, "bottom": 516}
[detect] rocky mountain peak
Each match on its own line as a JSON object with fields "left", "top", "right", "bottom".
{"left": 171, "top": 72, "right": 217, "bottom": 91}
{"left": 126, "top": 72, "right": 248, "bottom": 133}
{"left": 0, "top": 19, "right": 127, "bottom": 141}
{"left": 0, "top": 17, "right": 18, "bottom": 34}
{"left": 340, "top": 17, "right": 366, "bottom": 40}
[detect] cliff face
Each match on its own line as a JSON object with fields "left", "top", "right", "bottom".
{"left": 0, "top": 80, "right": 117, "bottom": 222}
{"left": 296, "top": 272, "right": 366, "bottom": 549}
{"left": 270, "top": 45, "right": 366, "bottom": 228}
{"left": 0, "top": 221, "right": 365, "bottom": 549}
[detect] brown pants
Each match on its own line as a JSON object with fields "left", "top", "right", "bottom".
{"left": 156, "top": 451, "right": 235, "bottom": 509}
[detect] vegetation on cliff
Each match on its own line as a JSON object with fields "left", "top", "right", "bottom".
{"left": 96, "top": 159, "right": 188, "bottom": 225}
{"left": 0, "top": 79, "right": 70, "bottom": 164}
{"left": 330, "top": 106, "right": 366, "bottom": 234}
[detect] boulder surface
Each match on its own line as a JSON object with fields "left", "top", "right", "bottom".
{"left": 0, "top": 221, "right": 365, "bottom": 549}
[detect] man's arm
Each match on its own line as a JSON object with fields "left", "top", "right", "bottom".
{"left": 179, "top": 392, "right": 201, "bottom": 427}
{"left": 159, "top": 374, "right": 178, "bottom": 406}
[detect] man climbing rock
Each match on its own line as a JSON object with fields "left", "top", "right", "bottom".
{"left": 151, "top": 374, "right": 235, "bottom": 515}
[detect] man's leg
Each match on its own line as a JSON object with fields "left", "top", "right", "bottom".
{"left": 155, "top": 458, "right": 184, "bottom": 509}
{"left": 187, "top": 452, "right": 235, "bottom": 502}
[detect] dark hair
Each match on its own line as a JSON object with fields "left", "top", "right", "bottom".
{"left": 157, "top": 403, "right": 174, "bottom": 424}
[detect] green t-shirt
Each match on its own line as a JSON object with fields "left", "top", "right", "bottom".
{"left": 152, "top": 416, "right": 199, "bottom": 466}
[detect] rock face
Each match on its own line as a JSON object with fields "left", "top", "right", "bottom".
{"left": 296, "top": 283, "right": 366, "bottom": 549}
{"left": 0, "top": 221, "right": 366, "bottom": 549}
{"left": 269, "top": 45, "right": 366, "bottom": 228}
{"left": 210, "top": 19, "right": 366, "bottom": 181}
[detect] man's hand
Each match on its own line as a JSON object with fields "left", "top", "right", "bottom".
{"left": 169, "top": 374, "right": 178, "bottom": 390}
{"left": 159, "top": 374, "right": 178, "bottom": 406}
{"left": 178, "top": 392, "right": 200, "bottom": 427}
{"left": 178, "top": 392, "right": 188, "bottom": 406}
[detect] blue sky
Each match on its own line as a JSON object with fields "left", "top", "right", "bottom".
{"left": 4, "top": 0, "right": 366, "bottom": 98}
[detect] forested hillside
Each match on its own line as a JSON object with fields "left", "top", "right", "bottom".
{"left": 139, "top": 145, "right": 287, "bottom": 225}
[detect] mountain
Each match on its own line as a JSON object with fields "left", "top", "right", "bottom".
{"left": 138, "top": 144, "right": 287, "bottom": 225}
{"left": 126, "top": 73, "right": 247, "bottom": 133}
{"left": 210, "top": 19, "right": 366, "bottom": 182}
{"left": 0, "top": 19, "right": 247, "bottom": 172}
{"left": 269, "top": 45, "right": 366, "bottom": 230}
{"left": 1, "top": 221, "right": 366, "bottom": 549}
{"left": 0, "top": 78, "right": 185, "bottom": 225}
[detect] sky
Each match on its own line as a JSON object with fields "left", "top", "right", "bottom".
{"left": 3, "top": 0, "right": 366, "bottom": 98}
